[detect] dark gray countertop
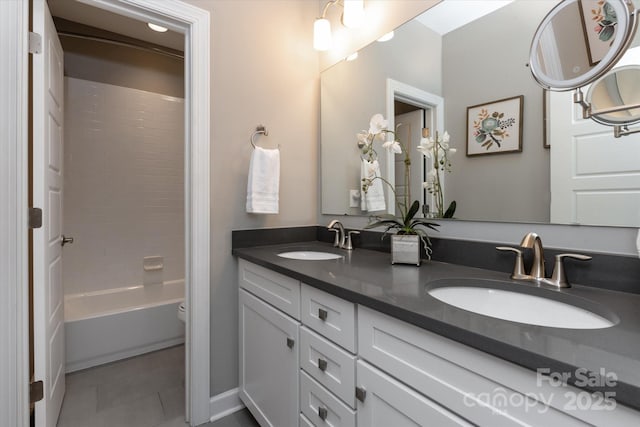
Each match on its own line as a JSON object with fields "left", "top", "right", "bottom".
{"left": 233, "top": 241, "right": 640, "bottom": 411}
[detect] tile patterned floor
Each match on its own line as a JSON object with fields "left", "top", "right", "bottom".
{"left": 56, "top": 345, "right": 259, "bottom": 427}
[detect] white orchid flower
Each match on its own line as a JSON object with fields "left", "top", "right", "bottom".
{"left": 357, "top": 131, "right": 370, "bottom": 146}
{"left": 442, "top": 131, "right": 450, "bottom": 143}
{"left": 448, "top": 148, "right": 457, "bottom": 155}
{"left": 368, "top": 114, "right": 388, "bottom": 135}
{"left": 426, "top": 169, "right": 438, "bottom": 182}
{"left": 382, "top": 139, "right": 402, "bottom": 154}
{"left": 417, "top": 137, "right": 435, "bottom": 158}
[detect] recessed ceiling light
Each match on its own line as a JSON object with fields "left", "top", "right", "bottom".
{"left": 346, "top": 52, "right": 359, "bottom": 61}
{"left": 377, "top": 31, "right": 394, "bottom": 42}
{"left": 147, "top": 23, "right": 168, "bottom": 33}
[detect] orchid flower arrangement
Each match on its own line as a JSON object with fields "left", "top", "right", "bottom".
{"left": 417, "top": 130, "right": 457, "bottom": 219}
{"left": 358, "top": 114, "right": 439, "bottom": 258}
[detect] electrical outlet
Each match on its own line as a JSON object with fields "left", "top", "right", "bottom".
{"left": 349, "top": 189, "right": 360, "bottom": 208}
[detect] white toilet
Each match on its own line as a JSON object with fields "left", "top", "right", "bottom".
{"left": 177, "top": 301, "right": 186, "bottom": 323}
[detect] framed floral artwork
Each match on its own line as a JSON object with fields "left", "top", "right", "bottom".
{"left": 466, "top": 95, "right": 523, "bottom": 157}
{"left": 579, "top": 0, "right": 618, "bottom": 66}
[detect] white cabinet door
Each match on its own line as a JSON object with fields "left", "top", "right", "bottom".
{"left": 239, "top": 289, "right": 299, "bottom": 427}
{"left": 356, "top": 360, "right": 473, "bottom": 427}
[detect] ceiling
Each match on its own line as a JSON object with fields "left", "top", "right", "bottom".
{"left": 416, "top": 0, "right": 514, "bottom": 35}
{"left": 47, "top": 0, "right": 184, "bottom": 50}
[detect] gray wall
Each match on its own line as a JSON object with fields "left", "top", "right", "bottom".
{"left": 442, "top": 0, "right": 551, "bottom": 223}
{"left": 61, "top": 36, "right": 184, "bottom": 98}
{"left": 183, "top": 0, "right": 320, "bottom": 395}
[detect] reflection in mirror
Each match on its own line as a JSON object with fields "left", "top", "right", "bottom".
{"left": 530, "top": 0, "right": 637, "bottom": 90}
{"left": 320, "top": 0, "right": 640, "bottom": 227}
{"left": 588, "top": 65, "right": 640, "bottom": 125}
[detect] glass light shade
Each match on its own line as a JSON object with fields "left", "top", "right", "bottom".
{"left": 343, "top": 0, "right": 365, "bottom": 29}
{"left": 314, "top": 18, "right": 332, "bottom": 51}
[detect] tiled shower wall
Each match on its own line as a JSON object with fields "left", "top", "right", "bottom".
{"left": 62, "top": 77, "right": 185, "bottom": 295}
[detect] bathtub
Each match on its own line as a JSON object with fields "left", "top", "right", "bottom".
{"left": 64, "top": 279, "right": 185, "bottom": 372}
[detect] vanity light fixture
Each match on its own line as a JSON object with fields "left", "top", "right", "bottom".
{"left": 314, "top": 0, "right": 366, "bottom": 51}
{"left": 343, "top": 0, "right": 365, "bottom": 29}
{"left": 147, "top": 22, "right": 168, "bottom": 33}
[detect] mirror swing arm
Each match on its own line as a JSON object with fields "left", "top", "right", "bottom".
{"left": 573, "top": 88, "right": 640, "bottom": 138}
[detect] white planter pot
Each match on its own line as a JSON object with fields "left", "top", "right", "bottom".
{"left": 391, "top": 234, "right": 421, "bottom": 266}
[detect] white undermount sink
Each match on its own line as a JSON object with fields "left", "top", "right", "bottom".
{"left": 277, "top": 251, "right": 343, "bottom": 261}
{"left": 428, "top": 285, "right": 616, "bottom": 329}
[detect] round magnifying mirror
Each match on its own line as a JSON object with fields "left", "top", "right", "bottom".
{"left": 586, "top": 65, "right": 640, "bottom": 125}
{"left": 530, "top": 0, "right": 637, "bottom": 91}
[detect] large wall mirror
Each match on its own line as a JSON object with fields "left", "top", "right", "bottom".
{"left": 320, "top": 0, "right": 640, "bottom": 227}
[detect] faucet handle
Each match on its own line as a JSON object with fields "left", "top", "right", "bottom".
{"left": 345, "top": 230, "right": 360, "bottom": 251}
{"left": 547, "top": 253, "right": 592, "bottom": 288}
{"left": 496, "top": 246, "right": 529, "bottom": 280}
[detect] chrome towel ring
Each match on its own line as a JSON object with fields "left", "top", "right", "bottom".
{"left": 250, "top": 125, "right": 268, "bottom": 148}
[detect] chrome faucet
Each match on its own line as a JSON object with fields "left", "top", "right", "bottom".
{"left": 327, "top": 220, "right": 360, "bottom": 250}
{"left": 520, "top": 232, "right": 546, "bottom": 280}
{"left": 497, "top": 232, "right": 592, "bottom": 288}
{"left": 328, "top": 220, "right": 346, "bottom": 248}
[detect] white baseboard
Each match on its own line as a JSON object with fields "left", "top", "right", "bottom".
{"left": 209, "top": 387, "right": 244, "bottom": 422}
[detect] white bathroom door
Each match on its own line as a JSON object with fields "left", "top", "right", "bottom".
{"left": 549, "top": 90, "right": 640, "bottom": 226}
{"left": 395, "top": 110, "right": 425, "bottom": 210}
{"left": 32, "top": 1, "right": 66, "bottom": 426}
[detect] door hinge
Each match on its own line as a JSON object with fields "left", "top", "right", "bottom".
{"left": 30, "top": 380, "right": 44, "bottom": 404}
{"left": 29, "top": 32, "right": 42, "bottom": 54}
{"left": 29, "top": 208, "right": 42, "bottom": 229}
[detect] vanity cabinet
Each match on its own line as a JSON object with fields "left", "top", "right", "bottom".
{"left": 238, "top": 260, "right": 300, "bottom": 427}
{"left": 356, "top": 359, "right": 471, "bottom": 427}
{"left": 238, "top": 259, "right": 640, "bottom": 427}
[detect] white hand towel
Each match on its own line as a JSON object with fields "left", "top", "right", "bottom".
{"left": 360, "top": 159, "right": 386, "bottom": 212}
{"left": 246, "top": 146, "right": 280, "bottom": 214}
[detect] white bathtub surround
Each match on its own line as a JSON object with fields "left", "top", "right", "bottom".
{"left": 63, "top": 77, "right": 185, "bottom": 296}
{"left": 65, "top": 279, "right": 185, "bottom": 372}
{"left": 143, "top": 255, "right": 165, "bottom": 286}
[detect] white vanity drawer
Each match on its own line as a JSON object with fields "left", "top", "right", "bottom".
{"left": 300, "top": 413, "right": 315, "bottom": 427}
{"left": 300, "top": 326, "right": 356, "bottom": 408}
{"left": 300, "top": 370, "right": 356, "bottom": 427}
{"left": 358, "top": 306, "right": 592, "bottom": 427}
{"left": 301, "top": 284, "right": 356, "bottom": 352}
{"left": 238, "top": 259, "right": 300, "bottom": 319}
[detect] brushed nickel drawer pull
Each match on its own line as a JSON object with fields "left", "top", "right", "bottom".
{"left": 318, "top": 358, "right": 328, "bottom": 371}
{"left": 318, "top": 406, "right": 328, "bottom": 421}
{"left": 318, "top": 308, "right": 328, "bottom": 321}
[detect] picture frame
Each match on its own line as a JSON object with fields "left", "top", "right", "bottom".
{"left": 466, "top": 95, "right": 523, "bottom": 157}
{"left": 579, "top": 0, "right": 618, "bottom": 66}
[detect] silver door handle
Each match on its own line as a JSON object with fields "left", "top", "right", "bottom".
{"left": 61, "top": 235, "right": 74, "bottom": 247}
